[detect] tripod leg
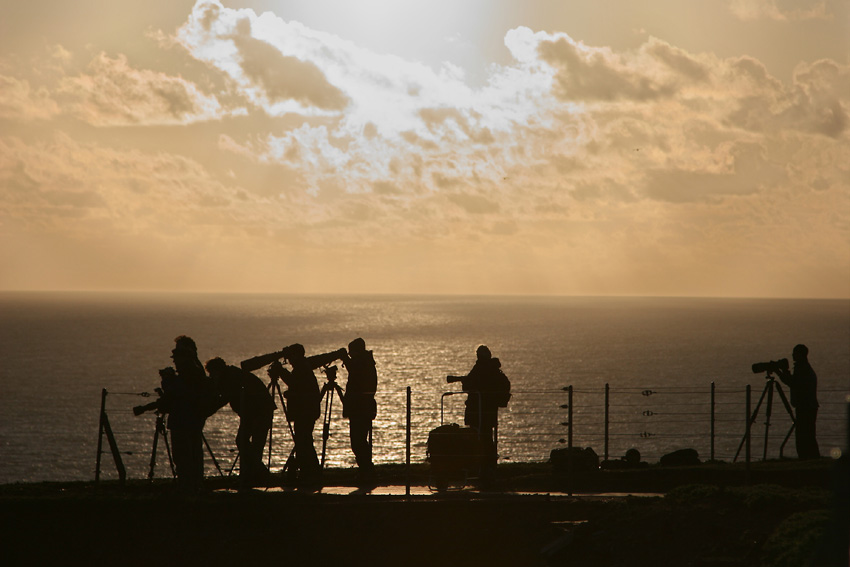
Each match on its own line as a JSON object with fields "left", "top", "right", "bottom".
{"left": 734, "top": 383, "right": 770, "bottom": 462}
{"left": 148, "top": 418, "right": 161, "bottom": 480}
{"left": 265, "top": 381, "right": 297, "bottom": 476}
{"left": 203, "top": 433, "right": 225, "bottom": 477}
{"left": 763, "top": 380, "right": 775, "bottom": 460}
{"left": 773, "top": 382, "right": 797, "bottom": 423}
{"left": 320, "top": 386, "right": 334, "bottom": 469}
{"left": 266, "top": 383, "right": 274, "bottom": 470}
{"left": 284, "top": 447, "right": 297, "bottom": 478}
{"left": 773, "top": 382, "right": 797, "bottom": 458}
{"left": 162, "top": 426, "right": 176, "bottom": 477}
{"left": 228, "top": 453, "right": 240, "bottom": 477}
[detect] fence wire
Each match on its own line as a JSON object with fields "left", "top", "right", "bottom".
{"left": 95, "top": 384, "right": 849, "bottom": 482}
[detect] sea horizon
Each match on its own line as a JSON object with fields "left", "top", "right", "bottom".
{"left": 3, "top": 289, "right": 849, "bottom": 301}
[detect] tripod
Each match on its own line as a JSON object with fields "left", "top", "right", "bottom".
{"left": 734, "top": 372, "right": 796, "bottom": 462}
{"left": 267, "top": 374, "right": 298, "bottom": 477}
{"left": 147, "top": 412, "right": 175, "bottom": 480}
{"left": 146, "top": 413, "right": 224, "bottom": 479}
{"left": 319, "top": 365, "right": 345, "bottom": 469}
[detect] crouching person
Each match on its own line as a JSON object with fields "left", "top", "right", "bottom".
{"left": 206, "top": 357, "right": 276, "bottom": 489}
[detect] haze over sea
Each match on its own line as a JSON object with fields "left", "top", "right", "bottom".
{"left": 1, "top": 292, "right": 848, "bottom": 485}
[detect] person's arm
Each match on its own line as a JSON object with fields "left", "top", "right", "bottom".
{"left": 268, "top": 361, "right": 294, "bottom": 387}
{"left": 776, "top": 365, "right": 795, "bottom": 388}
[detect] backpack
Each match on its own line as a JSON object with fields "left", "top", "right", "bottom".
{"left": 492, "top": 370, "right": 511, "bottom": 408}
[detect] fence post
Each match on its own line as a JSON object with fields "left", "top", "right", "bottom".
{"left": 568, "top": 385, "right": 574, "bottom": 496}
{"left": 95, "top": 388, "right": 126, "bottom": 485}
{"left": 568, "top": 385, "right": 573, "bottom": 450}
{"left": 745, "top": 385, "right": 752, "bottom": 483}
{"left": 710, "top": 382, "right": 715, "bottom": 462}
{"left": 604, "top": 383, "right": 609, "bottom": 461}
{"left": 406, "top": 386, "right": 411, "bottom": 497}
{"left": 95, "top": 388, "right": 107, "bottom": 482}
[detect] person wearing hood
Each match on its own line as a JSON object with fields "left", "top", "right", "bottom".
{"left": 341, "top": 338, "right": 378, "bottom": 478}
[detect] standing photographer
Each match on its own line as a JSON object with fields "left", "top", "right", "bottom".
{"left": 167, "top": 335, "right": 216, "bottom": 493}
{"left": 205, "top": 357, "right": 276, "bottom": 489}
{"left": 341, "top": 338, "right": 378, "bottom": 479}
{"left": 267, "top": 344, "right": 345, "bottom": 484}
{"left": 448, "top": 345, "right": 511, "bottom": 484}
{"left": 777, "top": 344, "right": 821, "bottom": 459}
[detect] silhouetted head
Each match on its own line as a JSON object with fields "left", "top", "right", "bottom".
{"left": 287, "top": 343, "right": 306, "bottom": 361}
{"left": 624, "top": 448, "right": 641, "bottom": 464}
{"left": 173, "top": 335, "right": 197, "bottom": 354}
{"left": 476, "top": 345, "right": 491, "bottom": 361}
{"left": 792, "top": 344, "right": 809, "bottom": 363}
{"left": 348, "top": 337, "right": 366, "bottom": 355}
{"left": 205, "top": 357, "right": 226, "bottom": 376}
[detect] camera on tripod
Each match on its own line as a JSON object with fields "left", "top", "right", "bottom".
{"left": 133, "top": 367, "right": 178, "bottom": 416}
{"left": 751, "top": 358, "right": 789, "bottom": 375}
{"left": 322, "top": 365, "right": 338, "bottom": 381}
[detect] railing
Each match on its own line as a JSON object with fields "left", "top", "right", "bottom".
{"left": 95, "top": 383, "right": 849, "bottom": 483}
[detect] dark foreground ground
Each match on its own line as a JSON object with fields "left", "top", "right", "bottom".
{"left": 2, "top": 459, "right": 848, "bottom": 567}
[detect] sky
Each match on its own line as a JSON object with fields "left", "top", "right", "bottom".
{"left": 0, "top": 0, "right": 848, "bottom": 298}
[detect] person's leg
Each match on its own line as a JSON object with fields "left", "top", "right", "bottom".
{"left": 250, "top": 416, "right": 271, "bottom": 475}
{"left": 796, "top": 408, "right": 821, "bottom": 459}
{"left": 349, "top": 416, "right": 374, "bottom": 473}
{"left": 170, "top": 428, "right": 190, "bottom": 489}
{"left": 294, "top": 419, "right": 320, "bottom": 479}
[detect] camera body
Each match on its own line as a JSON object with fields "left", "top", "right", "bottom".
{"left": 446, "top": 375, "right": 464, "bottom": 384}
{"left": 751, "top": 358, "right": 789, "bottom": 375}
{"left": 133, "top": 367, "right": 178, "bottom": 416}
{"left": 322, "top": 364, "right": 338, "bottom": 382}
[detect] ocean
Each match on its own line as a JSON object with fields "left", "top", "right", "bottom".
{"left": 0, "top": 292, "right": 848, "bottom": 485}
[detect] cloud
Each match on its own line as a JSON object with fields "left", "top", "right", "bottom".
{"left": 0, "top": 75, "right": 61, "bottom": 121}
{"left": 447, "top": 193, "right": 500, "bottom": 214}
{"left": 724, "top": 57, "right": 849, "bottom": 138}
{"left": 56, "top": 52, "right": 223, "bottom": 126}
{"left": 229, "top": 18, "right": 349, "bottom": 111}
{"left": 536, "top": 34, "right": 692, "bottom": 102}
{"left": 727, "top": 0, "right": 830, "bottom": 21}
{"left": 1, "top": 2, "right": 847, "bottom": 296}
{"left": 169, "top": 5, "right": 849, "bottom": 262}
{"left": 0, "top": 133, "right": 262, "bottom": 237}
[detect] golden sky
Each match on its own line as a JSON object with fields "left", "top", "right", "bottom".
{"left": 1, "top": 0, "right": 848, "bottom": 297}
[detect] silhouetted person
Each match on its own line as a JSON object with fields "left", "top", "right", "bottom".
{"left": 449, "top": 345, "right": 511, "bottom": 484}
{"left": 165, "top": 335, "right": 216, "bottom": 492}
{"left": 777, "top": 344, "right": 821, "bottom": 459}
{"left": 341, "top": 338, "right": 378, "bottom": 479}
{"left": 206, "top": 357, "right": 276, "bottom": 489}
{"left": 267, "top": 344, "right": 345, "bottom": 484}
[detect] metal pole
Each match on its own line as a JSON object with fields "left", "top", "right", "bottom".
{"left": 710, "top": 382, "right": 715, "bottom": 462}
{"left": 95, "top": 388, "right": 107, "bottom": 483}
{"left": 604, "top": 383, "right": 609, "bottom": 461}
{"left": 568, "top": 385, "right": 574, "bottom": 497}
{"left": 406, "top": 386, "right": 411, "bottom": 497}
{"left": 568, "top": 386, "right": 573, "bottom": 450}
{"left": 763, "top": 379, "right": 775, "bottom": 461}
{"left": 745, "top": 385, "right": 752, "bottom": 482}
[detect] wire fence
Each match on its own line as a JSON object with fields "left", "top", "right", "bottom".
{"left": 95, "top": 382, "right": 850, "bottom": 482}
